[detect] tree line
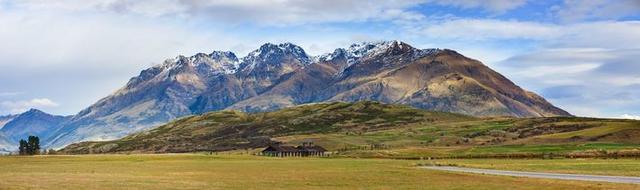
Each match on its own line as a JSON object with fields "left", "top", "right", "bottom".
{"left": 18, "top": 136, "right": 40, "bottom": 155}
{"left": 16, "top": 136, "right": 57, "bottom": 155}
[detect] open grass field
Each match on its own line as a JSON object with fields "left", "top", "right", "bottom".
{"left": 0, "top": 154, "right": 639, "bottom": 190}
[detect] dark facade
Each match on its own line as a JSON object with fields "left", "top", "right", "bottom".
{"left": 261, "top": 142, "right": 327, "bottom": 157}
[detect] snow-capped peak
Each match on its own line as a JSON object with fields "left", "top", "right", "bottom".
{"left": 134, "top": 41, "right": 439, "bottom": 85}
{"left": 317, "top": 40, "right": 439, "bottom": 65}
{"left": 190, "top": 51, "right": 240, "bottom": 74}
{"left": 347, "top": 40, "right": 402, "bottom": 57}
{"left": 317, "top": 41, "right": 403, "bottom": 61}
{"left": 151, "top": 51, "right": 240, "bottom": 75}
{"left": 313, "top": 41, "right": 443, "bottom": 78}
{"left": 239, "top": 42, "right": 311, "bottom": 72}
{"left": 245, "top": 42, "right": 310, "bottom": 63}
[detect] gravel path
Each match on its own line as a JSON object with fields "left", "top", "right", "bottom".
{"left": 422, "top": 166, "right": 640, "bottom": 184}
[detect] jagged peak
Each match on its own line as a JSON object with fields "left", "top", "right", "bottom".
{"left": 190, "top": 51, "right": 238, "bottom": 62}
{"left": 149, "top": 51, "right": 239, "bottom": 74}
{"left": 24, "top": 108, "right": 46, "bottom": 114}
{"left": 238, "top": 42, "right": 312, "bottom": 73}
{"left": 208, "top": 51, "right": 238, "bottom": 61}
{"left": 317, "top": 48, "right": 349, "bottom": 62}
{"left": 19, "top": 108, "right": 70, "bottom": 118}
{"left": 15, "top": 108, "right": 57, "bottom": 119}
{"left": 131, "top": 41, "right": 441, "bottom": 86}
{"left": 346, "top": 40, "right": 412, "bottom": 57}
{"left": 245, "top": 42, "right": 310, "bottom": 63}
{"left": 124, "top": 51, "right": 240, "bottom": 89}
{"left": 317, "top": 40, "right": 441, "bottom": 66}
{"left": 258, "top": 42, "right": 304, "bottom": 52}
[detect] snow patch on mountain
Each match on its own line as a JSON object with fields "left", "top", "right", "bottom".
{"left": 162, "top": 51, "right": 240, "bottom": 75}
{"left": 317, "top": 40, "right": 441, "bottom": 67}
{"left": 0, "top": 114, "right": 17, "bottom": 130}
{"left": 139, "top": 41, "right": 438, "bottom": 79}
{"left": 240, "top": 42, "right": 311, "bottom": 73}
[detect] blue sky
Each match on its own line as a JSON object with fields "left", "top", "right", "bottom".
{"left": 0, "top": 0, "right": 639, "bottom": 119}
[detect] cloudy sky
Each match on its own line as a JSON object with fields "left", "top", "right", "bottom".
{"left": 0, "top": 0, "right": 639, "bottom": 119}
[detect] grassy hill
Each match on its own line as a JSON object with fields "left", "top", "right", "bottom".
{"left": 61, "top": 101, "right": 471, "bottom": 153}
{"left": 61, "top": 101, "right": 640, "bottom": 157}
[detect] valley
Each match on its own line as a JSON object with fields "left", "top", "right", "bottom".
{"left": 2, "top": 1, "right": 639, "bottom": 189}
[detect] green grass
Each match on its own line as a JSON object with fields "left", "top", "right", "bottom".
{"left": 0, "top": 154, "right": 637, "bottom": 190}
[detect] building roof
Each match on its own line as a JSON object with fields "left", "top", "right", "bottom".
{"left": 296, "top": 145, "right": 327, "bottom": 152}
{"left": 262, "top": 144, "right": 327, "bottom": 152}
{"left": 262, "top": 145, "right": 298, "bottom": 152}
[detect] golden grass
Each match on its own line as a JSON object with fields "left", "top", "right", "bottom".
{"left": 538, "top": 122, "right": 637, "bottom": 139}
{"left": 0, "top": 154, "right": 638, "bottom": 189}
{"left": 435, "top": 158, "right": 640, "bottom": 177}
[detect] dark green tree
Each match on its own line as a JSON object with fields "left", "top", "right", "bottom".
{"left": 18, "top": 139, "right": 27, "bottom": 155}
{"left": 18, "top": 136, "right": 41, "bottom": 155}
{"left": 27, "top": 136, "right": 40, "bottom": 155}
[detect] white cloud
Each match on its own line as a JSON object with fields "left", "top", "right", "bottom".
{"left": 497, "top": 48, "right": 640, "bottom": 117}
{"left": 510, "top": 63, "right": 599, "bottom": 78}
{"left": 418, "top": 19, "right": 640, "bottom": 49}
{"left": 500, "top": 48, "right": 640, "bottom": 86}
{"left": 0, "top": 7, "right": 261, "bottom": 115}
{"left": 0, "top": 98, "right": 59, "bottom": 114}
{"left": 1, "top": 0, "right": 534, "bottom": 26}
{"left": 0, "top": 92, "right": 22, "bottom": 97}
{"left": 620, "top": 114, "right": 640, "bottom": 120}
{"left": 4, "top": 0, "right": 428, "bottom": 26}
{"left": 428, "top": 0, "right": 529, "bottom": 13}
{"left": 421, "top": 19, "right": 560, "bottom": 40}
{"left": 0, "top": 9, "right": 243, "bottom": 68}
{"left": 555, "top": 0, "right": 640, "bottom": 22}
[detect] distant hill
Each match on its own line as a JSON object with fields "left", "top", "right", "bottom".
{"left": 44, "top": 41, "right": 570, "bottom": 149}
{"left": 0, "top": 114, "right": 18, "bottom": 151}
{"left": 0, "top": 109, "right": 68, "bottom": 151}
{"left": 60, "top": 102, "right": 635, "bottom": 155}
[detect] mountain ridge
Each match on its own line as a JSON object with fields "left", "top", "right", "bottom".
{"left": 0, "top": 109, "right": 68, "bottom": 151}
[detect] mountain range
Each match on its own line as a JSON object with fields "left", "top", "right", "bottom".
{"left": 0, "top": 109, "right": 69, "bottom": 151}
{"left": 0, "top": 40, "right": 570, "bottom": 150}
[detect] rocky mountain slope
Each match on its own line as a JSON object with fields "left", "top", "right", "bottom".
{"left": 0, "top": 132, "right": 12, "bottom": 152}
{"left": 0, "top": 109, "right": 68, "bottom": 151}
{"left": 0, "top": 114, "right": 17, "bottom": 130}
{"left": 45, "top": 41, "right": 570, "bottom": 149}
